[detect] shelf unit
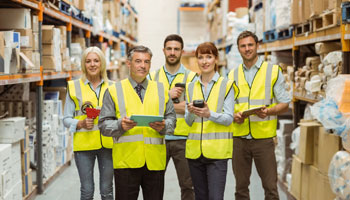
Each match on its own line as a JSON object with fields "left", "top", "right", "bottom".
{"left": 0, "top": 0, "right": 138, "bottom": 197}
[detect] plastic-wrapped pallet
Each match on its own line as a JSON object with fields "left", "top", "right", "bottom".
{"left": 328, "top": 151, "right": 350, "bottom": 200}
{"left": 275, "top": 0, "right": 291, "bottom": 31}
{"left": 254, "top": 5, "right": 264, "bottom": 40}
{"left": 264, "top": 0, "right": 276, "bottom": 31}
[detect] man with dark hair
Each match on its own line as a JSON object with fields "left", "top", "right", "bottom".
{"left": 99, "top": 45, "right": 177, "bottom": 200}
{"left": 149, "top": 34, "right": 196, "bottom": 200}
{"left": 228, "top": 31, "right": 291, "bottom": 200}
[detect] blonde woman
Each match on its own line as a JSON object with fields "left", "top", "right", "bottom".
{"left": 63, "top": 46, "right": 114, "bottom": 200}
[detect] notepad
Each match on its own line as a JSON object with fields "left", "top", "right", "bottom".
{"left": 130, "top": 115, "right": 164, "bottom": 127}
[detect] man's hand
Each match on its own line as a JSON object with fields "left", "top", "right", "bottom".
{"left": 254, "top": 106, "right": 268, "bottom": 119}
{"left": 121, "top": 117, "right": 137, "bottom": 131}
{"left": 187, "top": 102, "right": 211, "bottom": 118}
{"left": 234, "top": 112, "right": 246, "bottom": 124}
{"left": 149, "top": 120, "right": 165, "bottom": 132}
{"left": 78, "top": 118, "right": 94, "bottom": 130}
{"left": 169, "top": 87, "right": 184, "bottom": 99}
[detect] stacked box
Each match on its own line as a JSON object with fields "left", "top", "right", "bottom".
{"left": 0, "top": 144, "right": 11, "bottom": 199}
{"left": 0, "top": 31, "right": 20, "bottom": 74}
{"left": 289, "top": 120, "right": 340, "bottom": 200}
{"left": 42, "top": 25, "right": 62, "bottom": 72}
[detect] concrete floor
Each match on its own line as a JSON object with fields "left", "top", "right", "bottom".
{"left": 34, "top": 159, "right": 287, "bottom": 200}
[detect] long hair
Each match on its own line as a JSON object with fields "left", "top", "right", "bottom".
{"left": 80, "top": 46, "right": 108, "bottom": 82}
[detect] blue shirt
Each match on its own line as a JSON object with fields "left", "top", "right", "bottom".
{"left": 63, "top": 79, "right": 104, "bottom": 133}
{"left": 185, "top": 72, "right": 234, "bottom": 126}
{"left": 241, "top": 57, "right": 291, "bottom": 139}
{"left": 163, "top": 65, "right": 188, "bottom": 140}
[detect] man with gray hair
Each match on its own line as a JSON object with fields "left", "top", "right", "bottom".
{"left": 99, "top": 45, "right": 177, "bottom": 200}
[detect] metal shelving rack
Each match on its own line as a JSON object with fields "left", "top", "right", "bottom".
{"left": 0, "top": 0, "right": 138, "bottom": 198}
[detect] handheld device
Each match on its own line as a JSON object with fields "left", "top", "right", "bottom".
{"left": 172, "top": 83, "right": 186, "bottom": 103}
{"left": 193, "top": 100, "right": 204, "bottom": 108}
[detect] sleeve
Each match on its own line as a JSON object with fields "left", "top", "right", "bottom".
{"left": 63, "top": 91, "right": 79, "bottom": 133}
{"left": 184, "top": 104, "right": 196, "bottom": 126}
{"left": 159, "top": 93, "right": 177, "bottom": 135}
{"left": 273, "top": 69, "right": 292, "bottom": 104}
{"left": 98, "top": 90, "right": 125, "bottom": 138}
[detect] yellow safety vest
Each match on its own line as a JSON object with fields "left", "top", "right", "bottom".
{"left": 108, "top": 79, "right": 169, "bottom": 170}
{"left": 228, "top": 61, "right": 279, "bottom": 139}
{"left": 67, "top": 78, "right": 114, "bottom": 151}
{"left": 185, "top": 77, "right": 234, "bottom": 159}
{"left": 149, "top": 66, "right": 197, "bottom": 136}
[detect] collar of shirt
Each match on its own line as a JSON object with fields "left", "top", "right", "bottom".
{"left": 163, "top": 64, "right": 186, "bottom": 77}
{"left": 242, "top": 57, "right": 263, "bottom": 71}
{"left": 128, "top": 77, "right": 148, "bottom": 89}
{"left": 84, "top": 79, "right": 104, "bottom": 88}
{"left": 198, "top": 71, "right": 220, "bottom": 85}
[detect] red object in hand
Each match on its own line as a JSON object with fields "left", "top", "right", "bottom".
{"left": 85, "top": 107, "right": 101, "bottom": 119}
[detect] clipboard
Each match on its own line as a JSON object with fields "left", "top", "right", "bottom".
{"left": 242, "top": 106, "right": 265, "bottom": 117}
{"left": 130, "top": 115, "right": 164, "bottom": 127}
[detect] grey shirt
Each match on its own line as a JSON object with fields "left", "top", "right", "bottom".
{"left": 185, "top": 72, "right": 234, "bottom": 126}
{"left": 98, "top": 77, "right": 177, "bottom": 138}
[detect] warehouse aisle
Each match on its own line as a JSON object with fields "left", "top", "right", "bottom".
{"left": 34, "top": 158, "right": 287, "bottom": 200}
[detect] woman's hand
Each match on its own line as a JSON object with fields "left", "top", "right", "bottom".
{"left": 188, "top": 102, "right": 211, "bottom": 118}
{"left": 78, "top": 118, "right": 94, "bottom": 130}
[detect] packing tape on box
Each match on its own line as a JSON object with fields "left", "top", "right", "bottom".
{"left": 328, "top": 151, "right": 350, "bottom": 200}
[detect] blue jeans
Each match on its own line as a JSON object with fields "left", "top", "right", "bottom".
{"left": 74, "top": 148, "right": 114, "bottom": 200}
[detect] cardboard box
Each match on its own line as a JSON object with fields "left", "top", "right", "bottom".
{"left": 301, "top": 164, "right": 310, "bottom": 200}
{"left": 318, "top": 127, "right": 341, "bottom": 175}
{"left": 43, "top": 55, "right": 62, "bottom": 71}
{"left": 43, "top": 44, "right": 54, "bottom": 56}
{"left": 0, "top": 8, "right": 32, "bottom": 29}
{"left": 310, "top": 0, "right": 328, "bottom": 17}
{"left": 22, "top": 169, "right": 32, "bottom": 197}
{"left": 21, "top": 126, "right": 30, "bottom": 152}
{"left": 21, "top": 149, "right": 30, "bottom": 173}
{"left": 0, "top": 117, "right": 25, "bottom": 143}
{"left": 0, "top": 144, "right": 11, "bottom": 172}
{"left": 73, "top": 0, "right": 85, "bottom": 10}
{"left": 290, "top": 154, "right": 302, "bottom": 199}
{"left": 298, "top": 121, "right": 320, "bottom": 164}
{"left": 42, "top": 25, "right": 60, "bottom": 44}
{"left": 315, "top": 171, "right": 336, "bottom": 200}
{"left": 15, "top": 29, "right": 33, "bottom": 48}
{"left": 11, "top": 141, "right": 21, "bottom": 163}
{"left": 291, "top": 0, "right": 302, "bottom": 24}
{"left": 32, "top": 32, "right": 39, "bottom": 51}
{"left": 4, "top": 180, "right": 22, "bottom": 200}
{"left": 303, "top": 0, "right": 311, "bottom": 21}
{"left": 308, "top": 165, "right": 319, "bottom": 200}
{"left": 31, "top": 15, "right": 38, "bottom": 32}
{"left": 329, "top": 0, "right": 342, "bottom": 9}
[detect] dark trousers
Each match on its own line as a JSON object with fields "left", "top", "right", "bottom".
{"left": 166, "top": 140, "right": 195, "bottom": 200}
{"left": 232, "top": 138, "right": 279, "bottom": 200}
{"left": 114, "top": 165, "right": 165, "bottom": 200}
{"left": 187, "top": 156, "right": 228, "bottom": 200}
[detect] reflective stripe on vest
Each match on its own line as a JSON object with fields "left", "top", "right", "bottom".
{"left": 185, "top": 77, "right": 233, "bottom": 159}
{"left": 109, "top": 79, "right": 167, "bottom": 170}
{"left": 229, "top": 62, "right": 278, "bottom": 139}
{"left": 68, "top": 79, "right": 113, "bottom": 151}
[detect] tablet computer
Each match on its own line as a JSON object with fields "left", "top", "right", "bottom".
{"left": 130, "top": 115, "right": 164, "bottom": 127}
{"left": 242, "top": 106, "right": 265, "bottom": 117}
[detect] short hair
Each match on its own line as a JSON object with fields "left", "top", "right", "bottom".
{"left": 81, "top": 46, "right": 108, "bottom": 82}
{"left": 195, "top": 42, "right": 219, "bottom": 71}
{"left": 236, "top": 31, "right": 259, "bottom": 46}
{"left": 195, "top": 42, "right": 218, "bottom": 58}
{"left": 164, "top": 34, "right": 184, "bottom": 49}
{"left": 127, "top": 45, "right": 153, "bottom": 61}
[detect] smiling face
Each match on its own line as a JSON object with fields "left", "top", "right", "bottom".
{"left": 197, "top": 52, "right": 217, "bottom": 75}
{"left": 163, "top": 40, "right": 183, "bottom": 66}
{"left": 128, "top": 52, "right": 151, "bottom": 83}
{"left": 238, "top": 36, "right": 259, "bottom": 63}
{"left": 85, "top": 52, "right": 101, "bottom": 78}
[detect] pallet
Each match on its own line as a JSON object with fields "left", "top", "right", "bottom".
{"left": 312, "top": 10, "right": 341, "bottom": 32}
{"left": 277, "top": 27, "right": 293, "bottom": 40}
{"left": 82, "top": 15, "right": 92, "bottom": 25}
{"left": 71, "top": 10, "right": 83, "bottom": 21}
{"left": 342, "top": 2, "right": 350, "bottom": 23}
{"left": 263, "top": 29, "right": 277, "bottom": 43}
{"left": 120, "top": 29, "right": 126, "bottom": 36}
{"left": 295, "top": 21, "right": 312, "bottom": 36}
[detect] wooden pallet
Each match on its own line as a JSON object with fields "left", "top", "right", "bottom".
{"left": 312, "top": 10, "right": 341, "bottom": 32}
{"left": 295, "top": 21, "right": 312, "bottom": 36}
